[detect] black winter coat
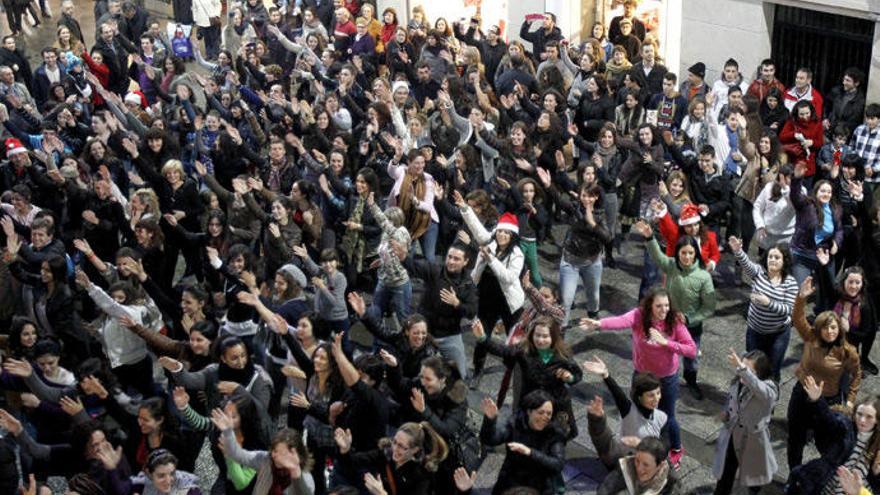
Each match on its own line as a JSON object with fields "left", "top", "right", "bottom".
{"left": 404, "top": 257, "right": 478, "bottom": 338}
{"left": 480, "top": 413, "right": 566, "bottom": 495}
{"left": 478, "top": 338, "right": 582, "bottom": 438}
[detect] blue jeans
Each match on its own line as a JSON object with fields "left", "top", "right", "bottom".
{"left": 559, "top": 255, "right": 602, "bottom": 322}
{"left": 638, "top": 247, "right": 661, "bottom": 300}
{"left": 367, "top": 280, "right": 412, "bottom": 323}
{"left": 434, "top": 333, "right": 467, "bottom": 380}
{"left": 746, "top": 326, "right": 790, "bottom": 381}
{"left": 636, "top": 371, "right": 681, "bottom": 450}
{"left": 418, "top": 221, "right": 439, "bottom": 263}
{"left": 683, "top": 323, "right": 703, "bottom": 374}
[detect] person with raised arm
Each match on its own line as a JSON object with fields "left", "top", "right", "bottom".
{"left": 580, "top": 286, "right": 696, "bottom": 468}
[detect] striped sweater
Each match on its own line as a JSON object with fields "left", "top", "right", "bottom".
{"left": 735, "top": 250, "right": 798, "bottom": 334}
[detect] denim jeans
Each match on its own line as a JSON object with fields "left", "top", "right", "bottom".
{"left": 638, "top": 247, "right": 661, "bottom": 300}
{"left": 559, "top": 255, "right": 602, "bottom": 322}
{"left": 683, "top": 323, "right": 703, "bottom": 374}
{"left": 434, "top": 333, "right": 468, "bottom": 379}
{"left": 367, "top": 280, "right": 412, "bottom": 323}
{"left": 635, "top": 371, "right": 681, "bottom": 450}
{"left": 418, "top": 221, "right": 439, "bottom": 263}
{"left": 746, "top": 326, "right": 790, "bottom": 382}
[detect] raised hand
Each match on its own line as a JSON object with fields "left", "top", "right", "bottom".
{"left": 471, "top": 319, "right": 486, "bottom": 340}
{"left": 587, "top": 395, "right": 605, "bottom": 417}
{"left": 59, "top": 396, "right": 85, "bottom": 416}
{"left": 210, "top": 408, "right": 235, "bottom": 431}
{"left": 803, "top": 375, "right": 824, "bottom": 402}
{"left": 727, "top": 236, "right": 742, "bottom": 254}
{"left": 632, "top": 220, "right": 652, "bottom": 239}
{"left": 378, "top": 349, "right": 398, "bottom": 368}
{"left": 94, "top": 443, "right": 123, "bottom": 470}
{"left": 172, "top": 386, "right": 190, "bottom": 410}
{"left": 453, "top": 468, "right": 478, "bottom": 492}
{"left": 410, "top": 388, "right": 426, "bottom": 413}
{"left": 727, "top": 348, "right": 744, "bottom": 369}
{"left": 582, "top": 356, "right": 609, "bottom": 378}
{"left": 0, "top": 408, "right": 23, "bottom": 435}
{"left": 481, "top": 397, "right": 498, "bottom": 419}
{"left": 334, "top": 428, "right": 353, "bottom": 454}
{"left": 799, "top": 276, "right": 816, "bottom": 298}
{"left": 3, "top": 358, "right": 32, "bottom": 377}
{"left": 158, "top": 356, "right": 183, "bottom": 372}
{"left": 347, "top": 292, "right": 366, "bottom": 317}
{"left": 363, "top": 473, "right": 386, "bottom": 495}
{"left": 280, "top": 364, "right": 307, "bottom": 379}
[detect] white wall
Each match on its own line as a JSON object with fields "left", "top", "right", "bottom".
{"left": 679, "top": 0, "right": 774, "bottom": 86}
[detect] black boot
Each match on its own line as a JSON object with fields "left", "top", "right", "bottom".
{"left": 684, "top": 370, "right": 704, "bottom": 400}
{"left": 604, "top": 243, "right": 617, "bottom": 268}
{"left": 862, "top": 358, "right": 878, "bottom": 376}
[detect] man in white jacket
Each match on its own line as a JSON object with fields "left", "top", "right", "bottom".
{"left": 192, "top": 0, "right": 221, "bottom": 60}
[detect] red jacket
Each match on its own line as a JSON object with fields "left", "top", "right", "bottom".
{"left": 81, "top": 50, "right": 109, "bottom": 107}
{"left": 658, "top": 210, "right": 721, "bottom": 268}
{"left": 779, "top": 117, "right": 824, "bottom": 176}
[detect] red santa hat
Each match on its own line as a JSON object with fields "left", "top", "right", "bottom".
{"left": 678, "top": 203, "right": 702, "bottom": 226}
{"left": 495, "top": 212, "right": 519, "bottom": 235}
{"left": 5, "top": 138, "right": 26, "bottom": 156}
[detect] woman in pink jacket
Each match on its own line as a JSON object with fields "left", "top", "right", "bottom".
{"left": 580, "top": 287, "right": 697, "bottom": 468}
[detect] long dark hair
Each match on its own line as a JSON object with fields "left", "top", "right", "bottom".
{"left": 521, "top": 316, "right": 570, "bottom": 358}
{"left": 810, "top": 179, "right": 839, "bottom": 228}
{"left": 639, "top": 287, "right": 683, "bottom": 338}
{"left": 761, "top": 243, "right": 792, "bottom": 278}
{"left": 674, "top": 235, "right": 704, "bottom": 270}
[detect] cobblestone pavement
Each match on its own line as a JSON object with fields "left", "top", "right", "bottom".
{"left": 16, "top": 2, "right": 864, "bottom": 493}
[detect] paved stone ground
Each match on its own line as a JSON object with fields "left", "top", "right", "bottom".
{"left": 14, "top": 2, "right": 872, "bottom": 493}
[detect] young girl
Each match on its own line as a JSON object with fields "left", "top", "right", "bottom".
{"left": 366, "top": 192, "right": 412, "bottom": 322}
{"left": 634, "top": 220, "right": 715, "bottom": 404}
{"left": 817, "top": 250, "right": 878, "bottom": 376}
{"left": 76, "top": 270, "right": 154, "bottom": 398}
{"left": 580, "top": 288, "right": 696, "bottom": 468}
{"left": 296, "top": 247, "right": 349, "bottom": 343}
{"left": 787, "top": 276, "right": 861, "bottom": 470}
{"left": 788, "top": 381, "right": 880, "bottom": 494}
{"left": 472, "top": 316, "right": 582, "bottom": 439}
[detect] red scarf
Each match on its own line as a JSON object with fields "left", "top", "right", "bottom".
{"left": 381, "top": 23, "right": 397, "bottom": 43}
{"left": 835, "top": 295, "right": 862, "bottom": 331}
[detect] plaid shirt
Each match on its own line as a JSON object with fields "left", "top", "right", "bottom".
{"left": 851, "top": 123, "right": 880, "bottom": 181}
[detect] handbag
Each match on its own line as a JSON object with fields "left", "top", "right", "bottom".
{"left": 209, "top": 15, "right": 221, "bottom": 27}
{"left": 449, "top": 429, "right": 481, "bottom": 472}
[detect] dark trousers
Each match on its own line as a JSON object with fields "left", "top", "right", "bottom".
{"left": 472, "top": 306, "right": 523, "bottom": 375}
{"left": 113, "top": 356, "right": 155, "bottom": 398}
{"left": 714, "top": 440, "right": 762, "bottom": 495}
{"left": 200, "top": 24, "right": 221, "bottom": 60}
{"left": 787, "top": 381, "right": 843, "bottom": 470}
{"left": 746, "top": 326, "right": 791, "bottom": 382}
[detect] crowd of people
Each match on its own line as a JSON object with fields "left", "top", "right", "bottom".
{"left": 0, "top": 0, "right": 877, "bottom": 493}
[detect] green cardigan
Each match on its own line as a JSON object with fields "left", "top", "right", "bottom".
{"left": 647, "top": 237, "right": 716, "bottom": 326}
